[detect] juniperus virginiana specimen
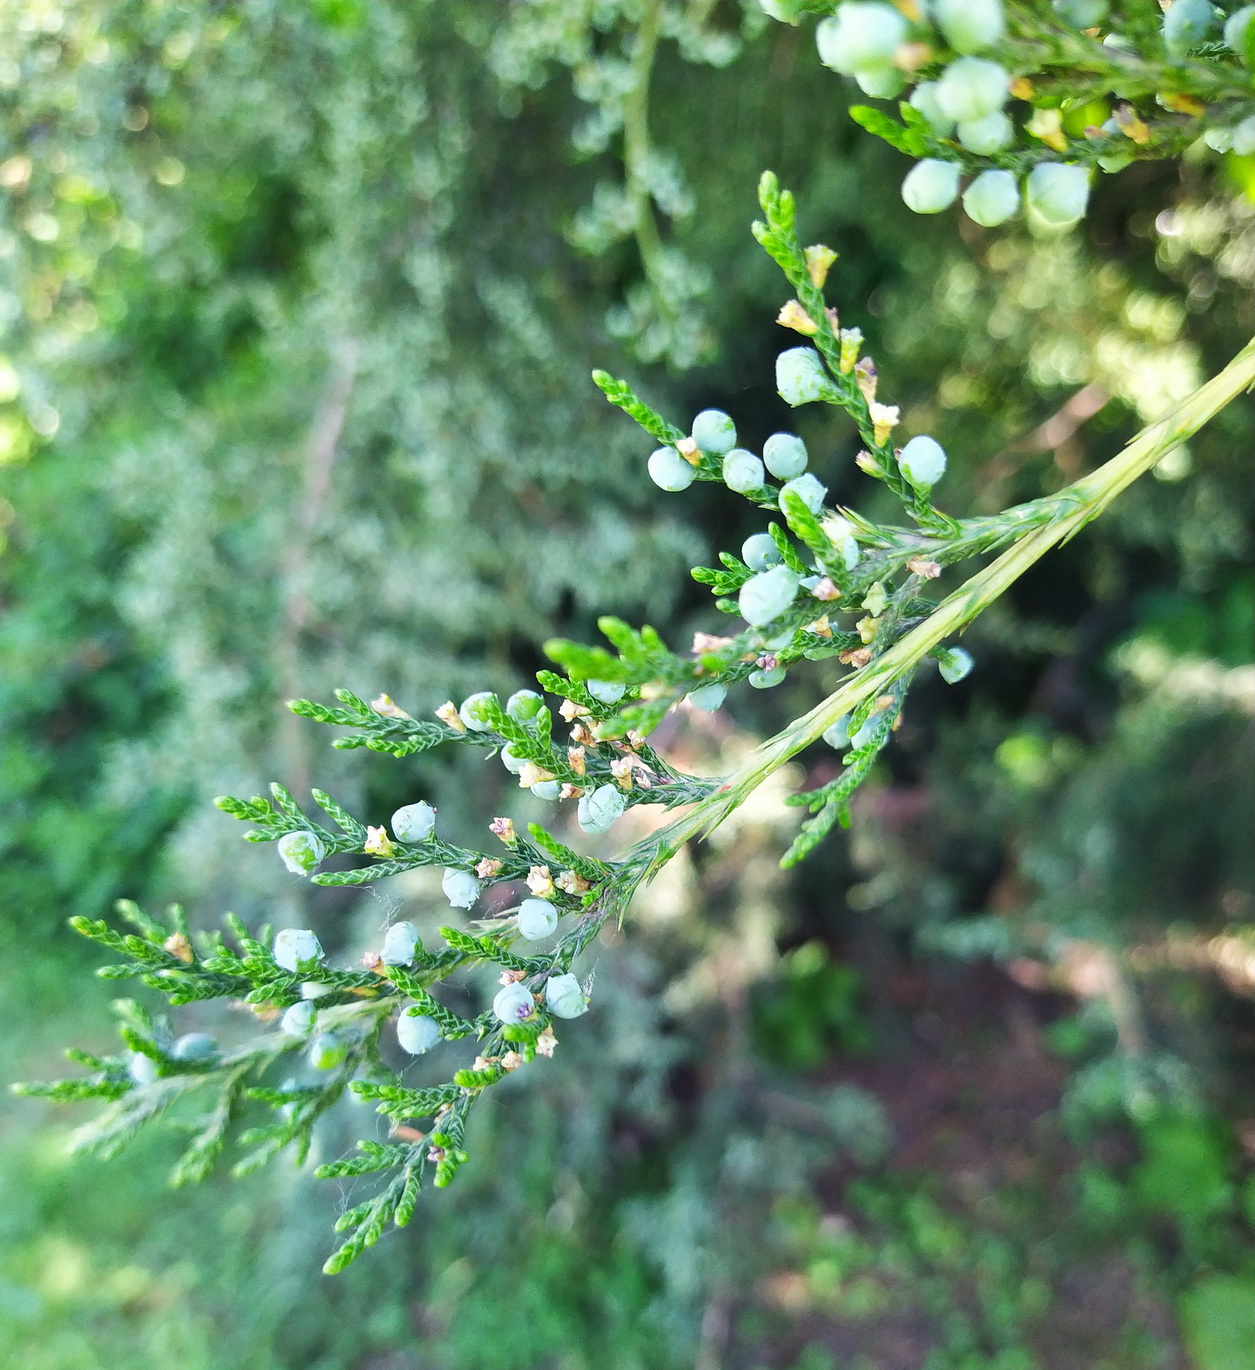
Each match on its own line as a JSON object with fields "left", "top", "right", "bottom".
{"left": 19, "top": 165, "right": 1255, "bottom": 1274}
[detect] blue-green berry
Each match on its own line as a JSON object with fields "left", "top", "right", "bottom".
{"left": 546, "top": 973, "right": 588, "bottom": 1020}
{"left": 281, "top": 1000, "right": 317, "bottom": 1037}
{"left": 898, "top": 434, "right": 947, "bottom": 488}
{"left": 396, "top": 1009, "right": 441, "bottom": 1055}
{"left": 936, "top": 646, "right": 974, "bottom": 683}
{"left": 277, "top": 829, "right": 326, "bottom": 877}
{"left": 648, "top": 446, "right": 696, "bottom": 492}
{"left": 909, "top": 82, "right": 955, "bottom": 137}
{"left": 823, "top": 715, "right": 852, "bottom": 750}
{"left": 531, "top": 779, "right": 563, "bottom": 801}
{"left": 517, "top": 897, "right": 559, "bottom": 941}
{"left": 963, "top": 170, "right": 1020, "bottom": 227}
{"left": 1162, "top": 0, "right": 1216, "bottom": 56}
{"left": 742, "top": 532, "right": 783, "bottom": 571}
{"left": 1052, "top": 0, "right": 1107, "bottom": 26}
{"left": 128, "top": 1052, "right": 159, "bottom": 1085}
{"left": 902, "top": 159, "right": 961, "bottom": 214}
{"left": 308, "top": 1032, "right": 347, "bottom": 1071}
{"left": 763, "top": 432, "right": 808, "bottom": 479}
{"left": 1232, "top": 115, "right": 1255, "bottom": 156}
{"left": 1225, "top": 5, "right": 1255, "bottom": 55}
{"left": 957, "top": 111, "right": 1013, "bottom": 155}
{"left": 722, "top": 448, "right": 765, "bottom": 494}
{"left": 578, "top": 783, "right": 627, "bottom": 834}
{"left": 441, "top": 868, "right": 480, "bottom": 909}
{"left": 688, "top": 683, "right": 727, "bottom": 713}
{"left": 587, "top": 679, "right": 626, "bottom": 705}
{"left": 1026, "top": 162, "right": 1089, "bottom": 227}
{"left": 459, "top": 691, "right": 498, "bottom": 731}
{"left": 171, "top": 1032, "right": 218, "bottom": 1062}
{"left": 749, "top": 666, "right": 787, "bottom": 689}
{"left": 381, "top": 921, "right": 421, "bottom": 966}
{"left": 776, "top": 347, "right": 832, "bottom": 406}
{"left": 758, "top": 0, "right": 807, "bottom": 20}
{"left": 506, "top": 689, "right": 544, "bottom": 724}
{"left": 493, "top": 982, "right": 537, "bottom": 1025}
{"left": 853, "top": 66, "right": 906, "bottom": 98}
{"left": 936, "top": 58, "right": 1008, "bottom": 123}
{"left": 500, "top": 745, "right": 527, "bottom": 774}
{"left": 850, "top": 717, "right": 879, "bottom": 749}
{"left": 781, "top": 472, "right": 827, "bottom": 514}
{"left": 935, "top": 0, "right": 1005, "bottom": 53}
{"left": 391, "top": 800, "right": 436, "bottom": 842}
{"left": 691, "top": 408, "right": 737, "bottom": 455}
{"left": 739, "top": 565, "right": 799, "bottom": 627}
{"left": 1204, "top": 126, "right": 1235, "bottom": 153}
{"left": 273, "top": 928, "right": 324, "bottom": 974}
{"left": 816, "top": 3, "right": 907, "bottom": 74}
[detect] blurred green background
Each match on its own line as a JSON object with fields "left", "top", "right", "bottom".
{"left": 1, "top": 3, "right": 1253, "bottom": 1367}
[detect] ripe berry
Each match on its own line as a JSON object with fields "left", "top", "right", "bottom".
{"left": 506, "top": 689, "right": 544, "bottom": 723}
{"left": 823, "top": 715, "right": 852, "bottom": 749}
{"left": 281, "top": 1000, "right": 317, "bottom": 1037}
{"left": 935, "top": 58, "right": 1008, "bottom": 123}
{"left": 1162, "top": 0, "right": 1216, "bottom": 56}
{"left": 776, "top": 348, "right": 832, "bottom": 406}
{"left": 763, "top": 432, "right": 808, "bottom": 479}
{"left": 815, "top": 4, "right": 907, "bottom": 74}
{"left": 739, "top": 565, "right": 799, "bottom": 626}
{"left": 1226, "top": 5, "right": 1255, "bottom": 55}
{"left": 781, "top": 472, "right": 827, "bottom": 514}
{"left": 851, "top": 717, "right": 879, "bottom": 749}
{"left": 742, "top": 532, "right": 783, "bottom": 571}
{"left": 277, "top": 830, "right": 326, "bottom": 877}
{"left": 962, "top": 169, "right": 1020, "bottom": 227}
{"left": 691, "top": 408, "right": 737, "bottom": 455}
{"left": 459, "top": 691, "right": 498, "bottom": 731}
{"left": 128, "top": 1052, "right": 159, "bottom": 1085}
{"left": 392, "top": 801, "right": 436, "bottom": 842}
{"left": 909, "top": 82, "right": 955, "bottom": 137}
{"left": 517, "top": 897, "right": 559, "bottom": 940}
{"left": 898, "top": 435, "right": 947, "bottom": 488}
{"left": 308, "top": 1032, "right": 347, "bottom": 1071}
{"left": 936, "top": 646, "right": 974, "bottom": 683}
{"left": 442, "top": 868, "right": 481, "bottom": 909}
{"left": 587, "top": 680, "right": 626, "bottom": 704}
{"left": 381, "top": 921, "right": 421, "bottom": 965}
{"left": 688, "top": 683, "right": 727, "bottom": 713}
{"left": 171, "top": 1033, "right": 218, "bottom": 1062}
{"left": 758, "top": 0, "right": 807, "bottom": 20}
{"left": 957, "top": 111, "right": 1013, "bottom": 155}
{"left": 722, "top": 448, "right": 766, "bottom": 494}
{"left": 1052, "top": 0, "right": 1108, "bottom": 25}
{"left": 546, "top": 973, "right": 588, "bottom": 1019}
{"left": 396, "top": 1009, "right": 441, "bottom": 1055}
{"left": 648, "top": 445, "right": 696, "bottom": 491}
{"left": 493, "top": 982, "right": 537, "bottom": 1025}
{"left": 531, "top": 779, "right": 563, "bottom": 801}
{"left": 934, "top": 0, "right": 1005, "bottom": 54}
{"left": 901, "top": 159, "right": 960, "bottom": 214}
{"left": 273, "top": 928, "right": 324, "bottom": 974}
{"left": 1232, "top": 115, "right": 1255, "bottom": 156}
{"left": 578, "top": 783, "right": 627, "bottom": 834}
{"left": 1026, "top": 162, "right": 1089, "bottom": 227}
{"left": 854, "top": 67, "right": 906, "bottom": 98}
{"left": 749, "top": 666, "right": 787, "bottom": 689}
{"left": 500, "top": 745, "right": 527, "bottom": 774}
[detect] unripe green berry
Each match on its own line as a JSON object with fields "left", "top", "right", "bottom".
{"left": 273, "top": 928, "right": 324, "bottom": 974}
{"left": 758, "top": 0, "right": 807, "bottom": 20}
{"left": 441, "top": 868, "right": 480, "bottom": 909}
{"left": 936, "top": 58, "right": 1008, "bottom": 123}
{"left": 459, "top": 691, "right": 498, "bottom": 731}
{"left": 171, "top": 1032, "right": 218, "bottom": 1062}
{"left": 517, "top": 897, "right": 559, "bottom": 941}
{"left": 1225, "top": 5, "right": 1255, "bottom": 56}
{"left": 722, "top": 448, "right": 765, "bottom": 494}
{"left": 936, "top": 645, "right": 974, "bottom": 683}
{"left": 493, "top": 982, "right": 537, "bottom": 1025}
{"left": 648, "top": 446, "right": 696, "bottom": 492}
{"left": 776, "top": 347, "right": 833, "bottom": 406}
{"left": 381, "top": 921, "right": 421, "bottom": 966}
{"left": 277, "top": 830, "right": 326, "bottom": 877}
{"left": 898, "top": 434, "right": 947, "bottom": 488}
{"left": 396, "top": 1009, "right": 441, "bottom": 1055}
{"left": 1162, "top": 0, "right": 1216, "bottom": 57}
{"left": 308, "top": 1032, "right": 347, "bottom": 1071}
{"left": 957, "top": 111, "right": 1013, "bottom": 155}
{"left": 815, "top": 4, "right": 908, "bottom": 74}
{"left": 281, "top": 1000, "right": 317, "bottom": 1037}
{"left": 128, "top": 1052, "right": 159, "bottom": 1085}
{"left": 934, "top": 0, "right": 1005, "bottom": 54}
{"left": 853, "top": 66, "right": 906, "bottom": 99}
{"left": 749, "top": 666, "right": 787, "bottom": 689}
{"left": 531, "top": 779, "right": 563, "bottom": 801}
{"left": 962, "top": 169, "right": 1020, "bottom": 227}
{"left": 902, "top": 159, "right": 960, "bottom": 214}
{"left": 909, "top": 82, "right": 955, "bottom": 137}
{"left": 739, "top": 565, "right": 799, "bottom": 627}
{"left": 823, "top": 715, "right": 852, "bottom": 750}
{"left": 1026, "top": 162, "right": 1089, "bottom": 227}
{"left": 688, "top": 683, "right": 727, "bottom": 713}
{"left": 742, "top": 532, "right": 784, "bottom": 572}
{"left": 1052, "top": 0, "right": 1108, "bottom": 26}
{"left": 587, "top": 679, "right": 626, "bottom": 705}
{"left": 546, "top": 973, "right": 588, "bottom": 1019}
{"left": 578, "top": 783, "right": 627, "bottom": 834}
{"left": 763, "top": 432, "right": 808, "bottom": 479}
{"left": 505, "top": 689, "right": 544, "bottom": 724}
{"left": 781, "top": 472, "right": 827, "bottom": 514}
{"left": 391, "top": 801, "right": 436, "bottom": 843}
{"left": 691, "top": 408, "right": 737, "bottom": 455}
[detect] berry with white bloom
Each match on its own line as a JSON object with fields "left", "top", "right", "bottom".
{"left": 308, "top": 1033, "right": 347, "bottom": 1071}
{"left": 851, "top": 717, "right": 880, "bottom": 749}
{"left": 648, "top": 446, "right": 696, "bottom": 491}
{"left": 901, "top": 159, "right": 960, "bottom": 214}
{"left": 1052, "top": 0, "right": 1107, "bottom": 25}
{"left": 493, "top": 982, "right": 537, "bottom": 1025}
{"left": 273, "top": 928, "right": 324, "bottom": 974}
{"left": 442, "top": 868, "right": 481, "bottom": 909}
{"left": 776, "top": 347, "right": 832, "bottom": 406}
{"left": 963, "top": 170, "right": 1020, "bottom": 227}
{"left": 500, "top": 745, "right": 527, "bottom": 774}
{"left": 722, "top": 448, "right": 765, "bottom": 494}
{"left": 688, "top": 683, "right": 727, "bottom": 713}
{"left": 391, "top": 801, "right": 436, "bottom": 843}
{"left": 759, "top": 0, "right": 807, "bottom": 19}
{"left": 691, "top": 408, "right": 737, "bottom": 455}
{"left": 1026, "top": 163, "right": 1089, "bottom": 227}
{"left": 128, "top": 1052, "right": 159, "bottom": 1085}
{"left": 546, "top": 973, "right": 588, "bottom": 1019}
{"left": 459, "top": 691, "right": 498, "bottom": 731}
{"left": 171, "top": 1033, "right": 218, "bottom": 1062}
{"left": 823, "top": 715, "right": 852, "bottom": 750}
{"left": 381, "top": 921, "right": 421, "bottom": 966}
{"left": 1226, "top": 5, "right": 1255, "bottom": 55}
{"left": 1162, "top": 0, "right": 1216, "bottom": 56}
{"left": 749, "top": 665, "right": 787, "bottom": 689}
{"left": 815, "top": 4, "right": 907, "bottom": 74}
{"left": 506, "top": 689, "right": 544, "bottom": 723}
{"left": 517, "top": 898, "right": 559, "bottom": 941}
{"left": 934, "top": 0, "right": 1005, "bottom": 53}
{"left": 396, "top": 1009, "right": 442, "bottom": 1055}
{"left": 281, "top": 1000, "right": 317, "bottom": 1037}
{"left": 935, "top": 58, "right": 1008, "bottom": 123}
{"left": 763, "top": 432, "right": 808, "bottom": 479}
{"left": 1232, "top": 115, "right": 1255, "bottom": 156}
{"left": 781, "top": 472, "right": 827, "bottom": 514}
{"left": 742, "top": 532, "right": 783, "bottom": 571}
{"left": 957, "top": 111, "right": 1013, "bottom": 155}
{"left": 587, "top": 679, "right": 626, "bottom": 704}
{"left": 739, "top": 565, "right": 799, "bottom": 626}
{"left": 853, "top": 67, "right": 906, "bottom": 99}
{"left": 936, "top": 646, "right": 974, "bottom": 683}
{"left": 531, "top": 779, "right": 562, "bottom": 801}
{"left": 277, "top": 830, "right": 326, "bottom": 877}
{"left": 578, "top": 783, "right": 627, "bottom": 834}
{"left": 909, "top": 82, "right": 955, "bottom": 137}
{"left": 898, "top": 435, "right": 947, "bottom": 488}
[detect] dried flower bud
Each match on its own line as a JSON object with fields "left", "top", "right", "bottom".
{"left": 567, "top": 745, "right": 586, "bottom": 776}
{"left": 526, "top": 865, "right": 555, "bottom": 898}
{"left": 805, "top": 244, "right": 837, "bottom": 288}
{"left": 370, "top": 693, "right": 411, "bottom": 719}
{"left": 869, "top": 403, "right": 900, "bottom": 445}
{"left": 164, "top": 932, "right": 193, "bottom": 963}
{"left": 854, "top": 356, "right": 878, "bottom": 403}
{"left": 475, "top": 857, "right": 503, "bottom": 879}
{"left": 560, "top": 699, "right": 590, "bottom": 722}
{"left": 536, "top": 1028, "right": 558, "bottom": 1058}
{"left": 556, "top": 870, "right": 590, "bottom": 896}
{"left": 840, "top": 646, "right": 874, "bottom": 668}
{"left": 811, "top": 577, "right": 841, "bottom": 602}
{"left": 776, "top": 299, "right": 819, "bottom": 335}
{"left": 838, "top": 327, "right": 863, "bottom": 374}
{"left": 364, "top": 825, "right": 396, "bottom": 858}
{"left": 559, "top": 783, "right": 584, "bottom": 800}
{"left": 489, "top": 816, "right": 516, "bottom": 844}
{"left": 907, "top": 557, "right": 942, "bottom": 579}
{"left": 500, "top": 1051, "right": 523, "bottom": 1072}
